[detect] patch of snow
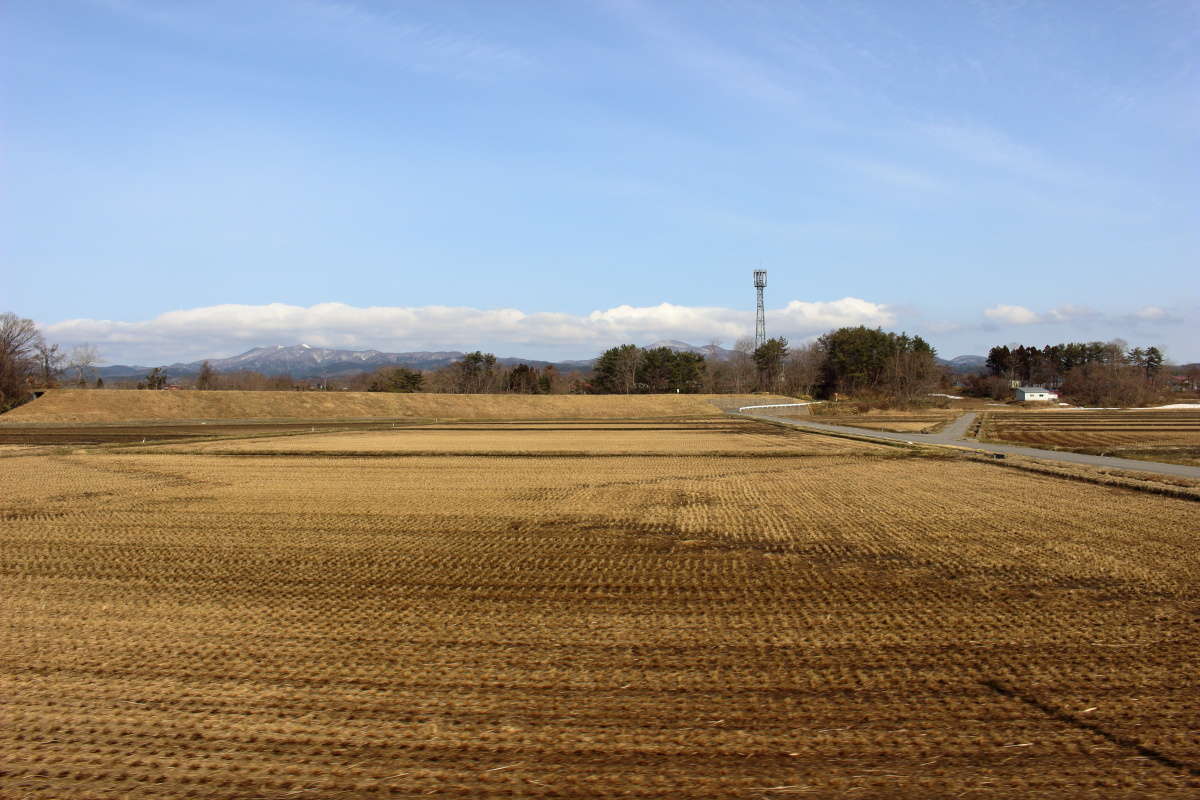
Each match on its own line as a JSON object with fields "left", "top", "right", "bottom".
{"left": 929, "top": 393, "right": 963, "bottom": 400}
{"left": 1153, "top": 403, "right": 1200, "bottom": 409}
{"left": 738, "top": 402, "right": 818, "bottom": 411}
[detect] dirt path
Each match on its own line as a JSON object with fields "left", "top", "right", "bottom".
{"left": 741, "top": 410, "right": 1200, "bottom": 480}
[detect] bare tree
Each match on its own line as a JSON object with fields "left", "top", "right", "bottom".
{"left": 0, "top": 312, "right": 44, "bottom": 410}
{"left": 66, "top": 344, "right": 102, "bottom": 387}
{"left": 35, "top": 340, "right": 65, "bottom": 387}
{"left": 782, "top": 341, "right": 823, "bottom": 398}
{"left": 731, "top": 336, "right": 756, "bottom": 393}
{"left": 881, "top": 347, "right": 940, "bottom": 405}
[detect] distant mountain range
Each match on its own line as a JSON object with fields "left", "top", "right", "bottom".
{"left": 97, "top": 344, "right": 594, "bottom": 380}
{"left": 97, "top": 342, "right": 989, "bottom": 380}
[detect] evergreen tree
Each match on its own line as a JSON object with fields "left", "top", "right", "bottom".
{"left": 196, "top": 361, "right": 216, "bottom": 390}
{"left": 1144, "top": 346, "right": 1164, "bottom": 378}
{"left": 506, "top": 364, "right": 542, "bottom": 394}
{"left": 454, "top": 351, "right": 497, "bottom": 393}
{"left": 753, "top": 337, "right": 788, "bottom": 391}
{"left": 144, "top": 368, "right": 168, "bottom": 390}
{"left": 368, "top": 367, "right": 424, "bottom": 392}
{"left": 986, "top": 346, "right": 1012, "bottom": 377}
{"left": 593, "top": 345, "right": 641, "bottom": 394}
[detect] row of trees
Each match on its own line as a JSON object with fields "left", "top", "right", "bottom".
{"left": 968, "top": 339, "right": 1173, "bottom": 406}
{"left": 1, "top": 312, "right": 939, "bottom": 409}
{"left": 591, "top": 345, "right": 707, "bottom": 393}
{"left": 585, "top": 328, "right": 943, "bottom": 402}
{"left": 4, "top": 307, "right": 1185, "bottom": 410}
{"left": 355, "top": 356, "right": 581, "bottom": 395}
{"left": 985, "top": 341, "right": 1164, "bottom": 386}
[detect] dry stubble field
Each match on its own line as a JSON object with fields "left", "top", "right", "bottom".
{"left": 2, "top": 418, "right": 1199, "bottom": 799}
{"left": 982, "top": 410, "right": 1200, "bottom": 466}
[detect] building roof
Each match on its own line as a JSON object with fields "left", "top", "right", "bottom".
{"left": 1016, "top": 386, "right": 1056, "bottom": 393}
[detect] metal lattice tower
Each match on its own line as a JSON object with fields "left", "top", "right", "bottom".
{"left": 753, "top": 270, "right": 767, "bottom": 349}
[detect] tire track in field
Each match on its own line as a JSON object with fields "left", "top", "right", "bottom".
{"left": 981, "top": 679, "right": 1200, "bottom": 777}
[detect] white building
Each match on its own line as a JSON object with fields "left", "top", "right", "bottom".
{"left": 1014, "top": 386, "right": 1059, "bottom": 402}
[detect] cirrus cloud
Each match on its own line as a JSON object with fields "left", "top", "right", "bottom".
{"left": 43, "top": 298, "right": 895, "bottom": 364}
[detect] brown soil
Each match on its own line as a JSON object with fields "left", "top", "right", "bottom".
{"left": 2, "top": 420, "right": 1198, "bottom": 798}
{"left": 982, "top": 410, "right": 1200, "bottom": 466}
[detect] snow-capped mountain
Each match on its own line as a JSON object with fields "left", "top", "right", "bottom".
{"left": 184, "top": 344, "right": 467, "bottom": 375}
{"left": 99, "top": 344, "right": 569, "bottom": 379}
{"left": 644, "top": 340, "right": 737, "bottom": 360}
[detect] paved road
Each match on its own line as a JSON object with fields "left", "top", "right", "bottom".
{"left": 737, "top": 410, "right": 1200, "bottom": 481}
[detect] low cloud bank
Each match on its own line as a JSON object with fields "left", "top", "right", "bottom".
{"left": 44, "top": 298, "right": 895, "bottom": 364}
{"left": 983, "top": 304, "right": 1180, "bottom": 327}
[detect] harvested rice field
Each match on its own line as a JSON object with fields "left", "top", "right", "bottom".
{"left": 2, "top": 419, "right": 1198, "bottom": 798}
{"left": 810, "top": 416, "right": 950, "bottom": 433}
{"left": 983, "top": 410, "right": 1200, "bottom": 466}
{"left": 153, "top": 420, "right": 882, "bottom": 457}
{"left": 777, "top": 408, "right": 962, "bottom": 434}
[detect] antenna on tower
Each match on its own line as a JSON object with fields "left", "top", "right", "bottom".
{"left": 753, "top": 270, "right": 767, "bottom": 349}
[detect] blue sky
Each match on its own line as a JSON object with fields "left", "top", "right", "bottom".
{"left": 3, "top": 0, "right": 1197, "bottom": 363}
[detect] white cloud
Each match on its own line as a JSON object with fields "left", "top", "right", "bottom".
{"left": 1042, "top": 305, "right": 1098, "bottom": 323}
{"left": 984, "top": 303, "right": 1183, "bottom": 328}
{"left": 1132, "top": 305, "right": 1168, "bottom": 321}
{"left": 43, "top": 299, "right": 895, "bottom": 364}
{"left": 984, "top": 304, "right": 1040, "bottom": 325}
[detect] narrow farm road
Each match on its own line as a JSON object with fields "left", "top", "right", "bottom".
{"left": 929, "top": 411, "right": 978, "bottom": 443}
{"left": 738, "top": 411, "right": 1200, "bottom": 481}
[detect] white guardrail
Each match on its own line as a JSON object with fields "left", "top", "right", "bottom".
{"left": 736, "top": 402, "right": 817, "bottom": 412}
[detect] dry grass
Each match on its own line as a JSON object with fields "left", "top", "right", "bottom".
{"left": 154, "top": 419, "right": 890, "bottom": 457}
{"left": 0, "top": 389, "right": 802, "bottom": 424}
{"left": 2, "top": 420, "right": 1198, "bottom": 798}
{"left": 777, "top": 409, "right": 963, "bottom": 433}
{"left": 983, "top": 410, "right": 1200, "bottom": 466}
{"left": 823, "top": 418, "right": 948, "bottom": 433}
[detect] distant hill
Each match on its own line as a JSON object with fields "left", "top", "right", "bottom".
{"left": 937, "top": 355, "right": 987, "bottom": 374}
{"left": 644, "top": 339, "right": 737, "bottom": 360}
{"left": 97, "top": 342, "right": 990, "bottom": 380}
{"left": 98, "top": 344, "right": 593, "bottom": 380}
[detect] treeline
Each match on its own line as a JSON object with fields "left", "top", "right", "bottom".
{"left": 2, "top": 308, "right": 949, "bottom": 410}
{"left": 966, "top": 340, "right": 1170, "bottom": 406}
{"left": 8, "top": 305, "right": 1186, "bottom": 411}
{"left": 984, "top": 341, "right": 1163, "bottom": 385}
{"left": 586, "top": 327, "right": 944, "bottom": 403}
{"left": 356, "top": 353, "right": 585, "bottom": 395}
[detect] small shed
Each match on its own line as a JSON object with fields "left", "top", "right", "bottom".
{"left": 1014, "top": 386, "right": 1059, "bottom": 402}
